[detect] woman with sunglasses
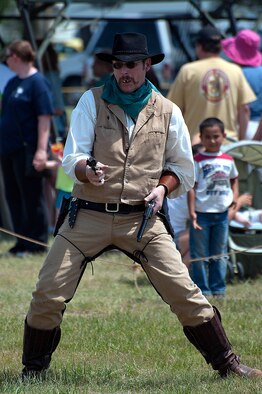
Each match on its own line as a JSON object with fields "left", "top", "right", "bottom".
{"left": 21, "top": 32, "right": 261, "bottom": 380}
{"left": 0, "top": 40, "right": 53, "bottom": 256}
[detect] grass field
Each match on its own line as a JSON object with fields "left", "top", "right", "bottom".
{"left": 0, "top": 238, "right": 261, "bottom": 393}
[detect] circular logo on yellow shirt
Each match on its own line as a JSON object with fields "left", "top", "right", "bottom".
{"left": 201, "top": 69, "right": 230, "bottom": 102}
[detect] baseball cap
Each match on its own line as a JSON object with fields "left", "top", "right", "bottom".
{"left": 196, "top": 26, "right": 223, "bottom": 43}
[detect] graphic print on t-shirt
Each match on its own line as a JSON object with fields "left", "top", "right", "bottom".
{"left": 201, "top": 69, "right": 230, "bottom": 103}
{"left": 206, "top": 168, "right": 230, "bottom": 193}
{"left": 194, "top": 152, "right": 238, "bottom": 213}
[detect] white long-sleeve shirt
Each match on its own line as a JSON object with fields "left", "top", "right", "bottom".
{"left": 63, "top": 90, "right": 195, "bottom": 198}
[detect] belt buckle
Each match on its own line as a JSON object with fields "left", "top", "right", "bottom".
{"left": 105, "top": 203, "right": 119, "bottom": 213}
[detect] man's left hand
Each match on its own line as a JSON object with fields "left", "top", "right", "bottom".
{"left": 144, "top": 185, "right": 166, "bottom": 214}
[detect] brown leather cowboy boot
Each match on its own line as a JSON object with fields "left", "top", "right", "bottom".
{"left": 22, "top": 319, "right": 61, "bottom": 378}
{"left": 183, "top": 307, "right": 262, "bottom": 378}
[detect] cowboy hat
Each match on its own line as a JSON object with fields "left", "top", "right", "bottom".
{"left": 222, "top": 30, "right": 262, "bottom": 67}
{"left": 96, "top": 32, "right": 165, "bottom": 65}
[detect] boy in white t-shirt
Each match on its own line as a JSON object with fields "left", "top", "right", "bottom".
{"left": 188, "top": 117, "right": 239, "bottom": 297}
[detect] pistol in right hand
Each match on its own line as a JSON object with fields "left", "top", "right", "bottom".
{"left": 86, "top": 156, "right": 97, "bottom": 174}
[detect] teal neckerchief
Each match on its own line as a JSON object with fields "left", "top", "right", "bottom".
{"left": 101, "top": 75, "right": 159, "bottom": 120}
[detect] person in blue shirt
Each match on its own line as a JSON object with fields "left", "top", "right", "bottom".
{"left": 0, "top": 40, "right": 53, "bottom": 256}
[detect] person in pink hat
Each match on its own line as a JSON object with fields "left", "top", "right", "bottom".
{"left": 222, "top": 30, "right": 262, "bottom": 139}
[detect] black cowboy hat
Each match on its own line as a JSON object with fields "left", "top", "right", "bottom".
{"left": 96, "top": 32, "right": 165, "bottom": 65}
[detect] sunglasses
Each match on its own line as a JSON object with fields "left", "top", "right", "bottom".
{"left": 112, "top": 61, "right": 143, "bottom": 70}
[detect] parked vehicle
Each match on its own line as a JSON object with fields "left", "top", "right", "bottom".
{"left": 53, "top": 38, "right": 84, "bottom": 60}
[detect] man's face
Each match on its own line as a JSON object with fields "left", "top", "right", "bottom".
{"left": 112, "top": 58, "right": 151, "bottom": 93}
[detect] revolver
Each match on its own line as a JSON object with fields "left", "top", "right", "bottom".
{"left": 86, "top": 156, "right": 97, "bottom": 173}
{"left": 137, "top": 200, "right": 156, "bottom": 242}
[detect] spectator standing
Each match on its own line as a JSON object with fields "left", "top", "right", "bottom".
{"left": 167, "top": 26, "right": 256, "bottom": 145}
{"left": 21, "top": 33, "right": 261, "bottom": 380}
{"left": 0, "top": 40, "right": 53, "bottom": 255}
{"left": 188, "top": 117, "right": 239, "bottom": 298}
{"left": 222, "top": 29, "right": 262, "bottom": 140}
{"left": 90, "top": 48, "right": 113, "bottom": 87}
{"left": 38, "top": 40, "right": 67, "bottom": 140}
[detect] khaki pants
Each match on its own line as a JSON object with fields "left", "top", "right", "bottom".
{"left": 27, "top": 209, "right": 213, "bottom": 329}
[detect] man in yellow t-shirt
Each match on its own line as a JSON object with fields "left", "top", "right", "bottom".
{"left": 167, "top": 26, "right": 256, "bottom": 145}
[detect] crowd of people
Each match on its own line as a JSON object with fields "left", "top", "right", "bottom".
{"left": 0, "top": 25, "right": 261, "bottom": 380}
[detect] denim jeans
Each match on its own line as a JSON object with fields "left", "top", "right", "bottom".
{"left": 189, "top": 211, "right": 228, "bottom": 296}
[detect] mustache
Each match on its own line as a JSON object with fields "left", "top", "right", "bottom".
{"left": 119, "top": 76, "right": 134, "bottom": 83}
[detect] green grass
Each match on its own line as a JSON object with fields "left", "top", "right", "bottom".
{"left": 0, "top": 239, "right": 261, "bottom": 393}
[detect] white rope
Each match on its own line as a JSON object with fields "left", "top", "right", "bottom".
{"left": 1, "top": 226, "right": 261, "bottom": 264}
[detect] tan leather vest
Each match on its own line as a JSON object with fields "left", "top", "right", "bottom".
{"left": 73, "top": 86, "right": 173, "bottom": 204}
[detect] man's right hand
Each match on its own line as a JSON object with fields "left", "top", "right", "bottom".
{"left": 86, "top": 161, "right": 108, "bottom": 186}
